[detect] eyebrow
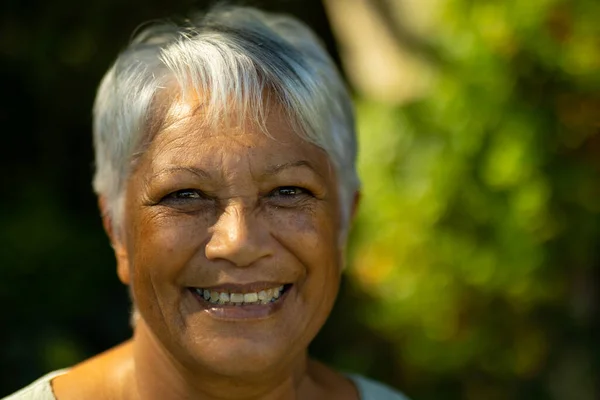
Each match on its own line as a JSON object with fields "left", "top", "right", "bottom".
{"left": 151, "top": 160, "right": 320, "bottom": 181}
{"left": 263, "top": 160, "right": 319, "bottom": 176}
{"left": 150, "top": 166, "right": 211, "bottom": 181}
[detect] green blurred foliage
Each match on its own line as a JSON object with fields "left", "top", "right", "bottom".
{"left": 345, "top": 0, "right": 599, "bottom": 398}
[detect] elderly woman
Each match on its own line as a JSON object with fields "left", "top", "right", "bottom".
{"left": 5, "top": 5, "right": 408, "bottom": 400}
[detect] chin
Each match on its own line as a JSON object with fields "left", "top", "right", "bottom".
{"left": 191, "top": 336, "right": 296, "bottom": 377}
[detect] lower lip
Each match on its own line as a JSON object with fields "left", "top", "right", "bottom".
{"left": 188, "top": 287, "right": 292, "bottom": 320}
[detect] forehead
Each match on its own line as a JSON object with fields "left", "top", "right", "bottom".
{"left": 142, "top": 96, "right": 333, "bottom": 175}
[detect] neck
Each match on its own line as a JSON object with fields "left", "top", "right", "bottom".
{"left": 129, "top": 321, "right": 318, "bottom": 400}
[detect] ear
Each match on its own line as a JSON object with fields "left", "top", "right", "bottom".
{"left": 350, "top": 190, "right": 361, "bottom": 223}
{"left": 98, "top": 196, "right": 131, "bottom": 285}
{"left": 339, "top": 191, "right": 361, "bottom": 272}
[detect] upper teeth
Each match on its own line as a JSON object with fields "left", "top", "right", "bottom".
{"left": 195, "top": 286, "right": 285, "bottom": 305}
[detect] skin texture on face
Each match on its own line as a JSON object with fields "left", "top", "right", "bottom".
{"left": 111, "top": 98, "right": 345, "bottom": 385}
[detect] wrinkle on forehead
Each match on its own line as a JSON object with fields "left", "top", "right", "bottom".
{"left": 131, "top": 93, "right": 338, "bottom": 204}
{"left": 158, "top": 88, "right": 282, "bottom": 138}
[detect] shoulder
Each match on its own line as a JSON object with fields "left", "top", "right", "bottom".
{"left": 51, "top": 341, "right": 134, "bottom": 400}
{"left": 346, "top": 374, "right": 410, "bottom": 400}
{"left": 4, "top": 342, "right": 133, "bottom": 400}
{"left": 2, "top": 370, "right": 68, "bottom": 400}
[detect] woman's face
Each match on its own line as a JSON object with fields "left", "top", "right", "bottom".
{"left": 114, "top": 99, "right": 345, "bottom": 376}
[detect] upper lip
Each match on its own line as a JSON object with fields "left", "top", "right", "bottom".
{"left": 189, "top": 281, "right": 291, "bottom": 293}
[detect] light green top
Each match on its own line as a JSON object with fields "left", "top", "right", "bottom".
{"left": 3, "top": 370, "right": 69, "bottom": 400}
{"left": 3, "top": 370, "right": 409, "bottom": 400}
{"left": 347, "top": 373, "right": 410, "bottom": 400}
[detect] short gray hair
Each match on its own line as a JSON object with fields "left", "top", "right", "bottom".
{"left": 93, "top": 5, "right": 358, "bottom": 232}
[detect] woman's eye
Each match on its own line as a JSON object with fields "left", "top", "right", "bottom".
{"left": 164, "top": 189, "right": 205, "bottom": 201}
{"left": 173, "top": 190, "right": 200, "bottom": 199}
{"left": 275, "top": 187, "right": 305, "bottom": 196}
{"left": 268, "top": 186, "right": 312, "bottom": 207}
{"left": 159, "top": 189, "right": 212, "bottom": 212}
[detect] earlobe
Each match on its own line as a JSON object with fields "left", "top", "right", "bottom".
{"left": 98, "top": 196, "right": 131, "bottom": 285}
{"left": 116, "top": 251, "right": 131, "bottom": 285}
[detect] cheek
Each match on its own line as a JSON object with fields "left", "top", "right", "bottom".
{"left": 128, "top": 210, "right": 212, "bottom": 282}
{"left": 268, "top": 206, "right": 341, "bottom": 278}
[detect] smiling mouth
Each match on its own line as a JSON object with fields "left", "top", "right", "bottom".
{"left": 188, "top": 284, "right": 293, "bottom": 307}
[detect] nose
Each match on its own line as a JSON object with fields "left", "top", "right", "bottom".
{"left": 204, "top": 203, "right": 271, "bottom": 267}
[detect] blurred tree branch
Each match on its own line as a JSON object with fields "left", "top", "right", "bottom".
{"left": 369, "top": 0, "right": 442, "bottom": 65}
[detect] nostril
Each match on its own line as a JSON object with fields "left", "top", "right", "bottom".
{"left": 204, "top": 223, "right": 272, "bottom": 267}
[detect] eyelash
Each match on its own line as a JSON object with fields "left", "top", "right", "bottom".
{"left": 269, "top": 186, "right": 311, "bottom": 197}
{"left": 164, "top": 189, "right": 208, "bottom": 201}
